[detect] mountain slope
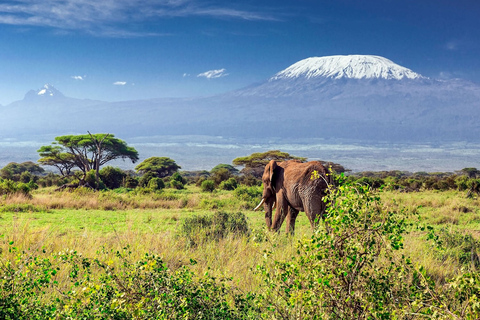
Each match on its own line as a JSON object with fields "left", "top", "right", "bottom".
{"left": 1, "top": 55, "right": 480, "bottom": 143}
{"left": 271, "top": 55, "right": 423, "bottom": 80}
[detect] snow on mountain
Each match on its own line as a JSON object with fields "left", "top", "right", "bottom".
{"left": 23, "top": 84, "right": 65, "bottom": 101}
{"left": 35, "top": 84, "right": 63, "bottom": 97}
{"left": 270, "top": 55, "right": 424, "bottom": 81}
{"left": 2, "top": 55, "right": 480, "bottom": 144}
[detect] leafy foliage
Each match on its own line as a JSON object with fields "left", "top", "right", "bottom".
{"left": 0, "top": 179, "right": 37, "bottom": 196}
{"left": 148, "top": 177, "right": 165, "bottom": 191}
{"left": 232, "top": 150, "right": 306, "bottom": 178}
{"left": 0, "top": 245, "right": 257, "bottom": 319}
{"left": 99, "top": 166, "right": 126, "bottom": 189}
{"left": 201, "top": 179, "right": 215, "bottom": 192}
{"left": 219, "top": 177, "right": 238, "bottom": 191}
{"left": 211, "top": 164, "right": 239, "bottom": 175}
{"left": 135, "top": 157, "right": 180, "bottom": 178}
{"left": 0, "top": 162, "right": 44, "bottom": 182}
{"left": 37, "top": 133, "right": 138, "bottom": 188}
{"left": 255, "top": 174, "right": 443, "bottom": 319}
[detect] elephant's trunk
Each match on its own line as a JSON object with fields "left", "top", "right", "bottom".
{"left": 253, "top": 198, "right": 265, "bottom": 211}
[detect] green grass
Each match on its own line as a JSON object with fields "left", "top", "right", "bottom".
{"left": 2, "top": 184, "right": 480, "bottom": 318}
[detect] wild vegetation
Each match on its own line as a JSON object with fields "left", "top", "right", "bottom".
{"left": 1, "top": 142, "right": 480, "bottom": 318}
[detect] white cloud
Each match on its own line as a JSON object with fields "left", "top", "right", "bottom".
{"left": 0, "top": 0, "right": 277, "bottom": 37}
{"left": 71, "top": 75, "right": 85, "bottom": 80}
{"left": 197, "top": 68, "right": 228, "bottom": 79}
{"left": 113, "top": 81, "right": 127, "bottom": 85}
{"left": 183, "top": 73, "right": 190, "bottom": 77}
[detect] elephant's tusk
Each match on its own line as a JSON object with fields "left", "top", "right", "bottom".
{"left": 272, "top": 202, "right": 276, "bottom": 210}
{"left": 254, "top": 198, "right": 265, "bottom": 211}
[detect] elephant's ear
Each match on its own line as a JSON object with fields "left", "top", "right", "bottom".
{"left": 268, "top": 160, "right": 278, "bottom": 189}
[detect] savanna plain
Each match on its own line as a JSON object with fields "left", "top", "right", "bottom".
{"left": 1, "top": 166, "right": 480, "bottom": 319}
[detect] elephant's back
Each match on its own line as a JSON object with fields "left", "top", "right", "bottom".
{"left": 282, "top": 160, "right": 329, "bottom": 185}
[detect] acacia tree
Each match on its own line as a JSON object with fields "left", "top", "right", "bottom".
{"left": 232, "top": 150, "right": 307, "bottom": 178}
{"left": 38, "top": 133, "right": 139, "bottom": 187}
{"left": 135, "top": 157, "right": 180, "bottom": 179}
{"left": 37, "top": 145, "right": 76, "bottom": 176}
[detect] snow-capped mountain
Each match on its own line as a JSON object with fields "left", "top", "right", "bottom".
{"left": 2, "top": 55, "right": 480, "bottom": 143}
{"left": 23, "top": 84, "right": 65, "bottom": 101}
{"left": 270, "top": 55, "right": 423, "bottom": 80}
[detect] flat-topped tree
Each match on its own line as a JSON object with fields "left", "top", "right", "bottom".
{"left": 135, "top": 157, "right": 181, "bottom": 182}
{"left": 232, "top": 150, "right": 307, "bottom": 178}
{"left": 232, "top": 150, "right": 348, "bottom": 178}
{"left": 38, "top": 133, "right": 139, "bottom": 188}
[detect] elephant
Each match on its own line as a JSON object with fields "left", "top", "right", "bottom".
{"left": 254, "top": 160, "right": 332, "bottom": 234}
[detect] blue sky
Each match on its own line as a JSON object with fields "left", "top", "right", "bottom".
{"left": 0, "top": 0, "right": 479, "bottom": 105}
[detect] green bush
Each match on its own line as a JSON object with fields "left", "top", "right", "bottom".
{"left": 170, "top": 172, "right": 185, "bottom": 184}
{"left": 138, "top": 171, "right": 157, "bottom": 187}
{"left": 254, "top": 174, "right": 442, "bottom": 319}
{"left": 148, "top": 177, "right": 165, "bottom": 191}
{"left": 124, "top": 175, "right": 139, "bottom": 188}
{"left": 201, "top": 179, "right": 215, "bottom": 192}
{"left": 0, "top": 179, "right": 35, "bottom": 196}
{"left": 170, "top": 179, "right": 184, "bottom": 190}
{"left": 0, "top": 246, "right": 257, "bottom": 319}
{"left": 99, "top": 166, "right": 126, "bottom": 189}
{"left": 234, "top": 185, "right": 262, "bottom": 209}
{"left": 219, "top": 177, "right": 238, "bottom": 191}
{"left": 211, "top": 168, "right": 231, "bottom": 185}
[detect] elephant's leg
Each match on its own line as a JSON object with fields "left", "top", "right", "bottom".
{"left": 264, "top": 198, "right": 274, "bottom": 230}
{"left": 271, "top": 193, "right": 289, "bottom": 232}
{"left": 304, "top": 196, "right": 324, "bottom": 230}
{"left": 285, "top": 206, "right": 299, "bottom": 235}
{"left": 305, "top": 197, "right": 330, "bottom": 232}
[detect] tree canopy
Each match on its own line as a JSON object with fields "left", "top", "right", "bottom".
{"left": 0, "top": 161, "right": 45, "bottom": 181}
{"left": 232, "top": 150, "right": 307, "bottom": 177}
{"left": 135, "top": 157, "right": 181, "bottom": 178}
{"left": 37, "top": 133, "right": 138, "bottom": 186}
{"left": 0, "top": 161, "right": 44, "bottom": 176}
{"left": 210, "top": 164, "right": 239, "bottom": 175}
{"left": 233, "top": 150, "right": 307, "bottom": 168}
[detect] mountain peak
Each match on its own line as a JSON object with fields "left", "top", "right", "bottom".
{"left": 36, "top": 84, "right": 62, "bottom": 97}
{"left": 270, "top": 55, "right": 425, "bottom": 81}
{"left": 23, "top": 84, "right": 65, "bottom": 101}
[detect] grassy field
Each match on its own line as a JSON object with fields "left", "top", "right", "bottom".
{"left": 1, "top": 185, "right": 480, "bottom": 318}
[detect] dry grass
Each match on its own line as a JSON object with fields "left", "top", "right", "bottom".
{"left": 2, "top": 187, "right": 479, "bottom": 296}
{"left": 0, "top": 219, "right": 299, "bottom": 294}
{"left": 0, "top": 186, "right": 245, "bottom": 212}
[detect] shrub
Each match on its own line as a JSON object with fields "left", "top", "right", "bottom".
{"left": 170, "top": 172, "right": 185, "bottom": 184}
{"left": 0, "top": 179, "right": 34, "bottom": 196}
{"left": 254, "top": 174, "right": 442, "bottom": 319}
{"left": 180, "top": 211, "right": 250, "bottom": 246}
{"left": 201, "top": 179, "right": 215, "bottom": 192}
{"left": 148, "top": 177, "right": 165, "bottom": 191}
{"left": 84, "top": 170, "right": 106, "bottom": 190}
{"left": 99, "top": 166, "right": 126, "bottom": 189}
{"left": 124, "top": 175, "right": 139, "bottom": 188}
{"left": 169, "top": 172, "right": 185, "bottom": 189}
{"left": 219, "top": 177, "right": 238, "bottom": 190}
{"left": 234, "top": 185, "right": 262, "bottom": 209}
{"left": 0, "top": 246, "right": 257, "bottom": 319}
{"left": 170, "top": 179, "right": 184, "bottom": 190}
{"left": 211, "top": 168, "right": 232, "bottom": 185}
{"left": 138, "top": 171, "right": 157, "bottom": 187}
